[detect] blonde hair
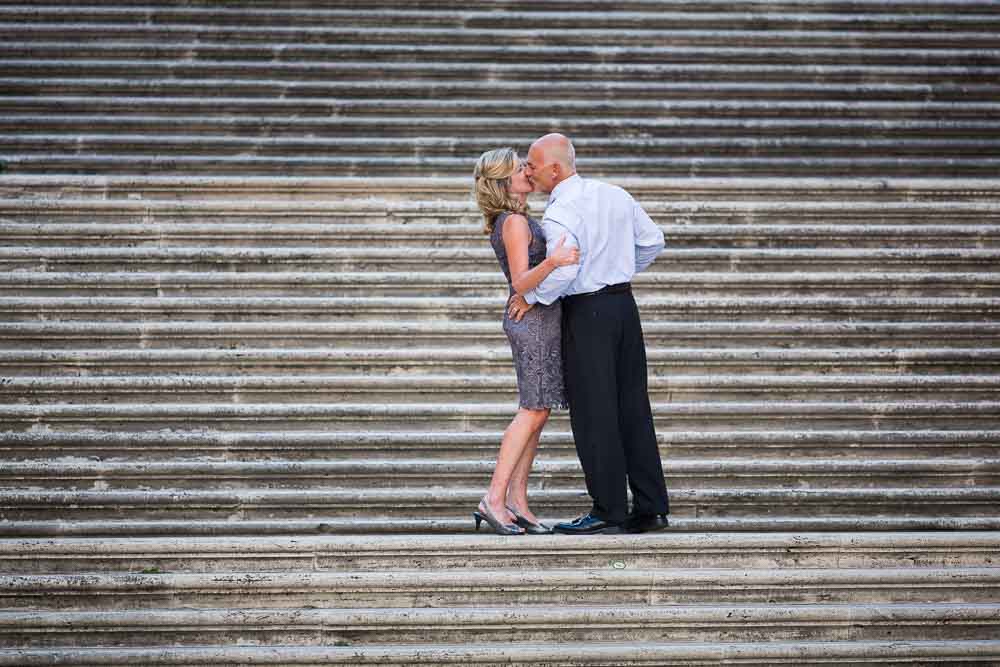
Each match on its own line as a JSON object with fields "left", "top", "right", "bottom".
{"left": 473, "top": 147, "right": 528, "bottom": 235}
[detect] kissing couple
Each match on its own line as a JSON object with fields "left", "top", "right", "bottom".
{"left": 472, "top": 133, "right": 670, "bottom": 536}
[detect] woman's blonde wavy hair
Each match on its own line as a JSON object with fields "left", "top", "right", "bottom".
{"left": 473, "top": 147, "right": 529, "bottom": 235}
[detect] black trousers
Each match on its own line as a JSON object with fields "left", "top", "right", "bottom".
{"left": 561, "top": 286, "right": 669, "bottom": 523}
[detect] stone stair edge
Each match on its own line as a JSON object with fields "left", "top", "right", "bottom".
{"left": 7, "top": 248, "right": 1000, "bottom": 261}
{"left": 3, "top": 427, "right": 996, "bottom": 445}
{"left": 13, "top": 75, "right": 998, "bottom": 91}
{"left": 6, "top": 566, "right": 1000, "bottom": 595}
{"left": 6, "top": 4, "right": 1000, "bottom": 18}
{"left": 9, "top": 0, "right": 1000, "bottom": 9}
{"left": 10, "top": 56, "right": 1000, "bottom": 69}
{"left": 2, "top": 640, "right": 1000, "bottom": 666}
{"left": 5, "top": 269, "right": 999, "bottom": 286}
{"left": 7, "top": 18, "right": 1000, "bottom": 33}
{"left": 5, "top": 174, "right": 999, "bottom": 194}
{"left": 4, "top": 516, "right": 999, "bottom": 537}
{"left": 1, "top": 601, "right": 998, "bottom": 627}
{"left": 3, "top": 485, "right": 998, "bottom": 503}
{"left": 3, "top": 399, "right": 999, "bottom": 418}
{"left": 6, "top": 295, "right": 994, "bottom": 314}
{"left": 4, "top": 456, "right": 995, "bottom": 477}
{"left": 11, "top": 343, "right": 996, "bottom": 356}
{"left": 7, "top": 113, "right": 1000, "bottom": 131}
{"left": 2, "top": 320, "right": 994, "bottom": 335}
{"left": 4, "top": 530, "right": 998, "bottom": 555}
{"left": 9, "top": 374, "right": 1000, "bottom": 388}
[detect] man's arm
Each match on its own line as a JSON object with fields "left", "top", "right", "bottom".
{"left": 633, "top": 198, "right": 665, "bottom": 273}
{"left": 523, "top": 215, "right": 581, "bottom": 305}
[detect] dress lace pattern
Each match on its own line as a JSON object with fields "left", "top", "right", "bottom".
{"left": 489, "top": 211, "right": 569, "bottom": 410}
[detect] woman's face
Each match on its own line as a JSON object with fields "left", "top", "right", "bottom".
{"left": 508, "top": 159, "right": 534, "bottom": 195}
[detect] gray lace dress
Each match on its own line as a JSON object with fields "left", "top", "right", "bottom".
{"left": 489, "top": 211, "right": 568, "bottom": 410}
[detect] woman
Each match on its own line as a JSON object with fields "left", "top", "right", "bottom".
{"left": 472, "top": 147, "right": 579, "bottom": 535}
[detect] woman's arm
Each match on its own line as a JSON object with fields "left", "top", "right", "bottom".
{"left": 501, "top": 214, "right": 578, "bottom": 295}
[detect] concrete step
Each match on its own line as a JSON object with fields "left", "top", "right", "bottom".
{"left": 6, "top": 130, "right": 1000, "bottom": 150}
{"left": 2, "top": 321, "right": 996, "bottom": 350}
{"left": 2, "top": 2, "right": 1000, "bottom": 29}
{"left": 2, "top": 400, "right": 998, "bottom": 432}
{"left": 4, "top": 96, "right": 999, "bottom": 123}
{"left": 4, "top": 428, "right": 997, "bottom": 460}
{"left": 9, "top": 0, "right": 1000, "bottom": 13}
{"left": 7, "top": 225, "right": 1000, "bottom": 252}
{"left": 6, "top": 515, "right": 998, "bottom": 537}
{"left": 2, "top": 603, "right": 998, "bottom": 647}
{"left": 0, "top": 77, "right": 1000, "bottom": 105}
{"left": 3, "top": 373, "right": 997, "bottom": 404}
{"left": 5, "top": 295, "right": 997, "bottom": 322}
{"left": 6, "top": 567, "right": 1000, "bottom": 610}
{"left": 4, "top": 346, "right": 995, "bottom": 372}
{"left": 5, "top": 193, "right": 995, "bottom": 217}
{"left": 3, "top": 270, "right": 998, "bottom": 298}
{"left": 6, "top": 60, "right": 998, "bottom": 86}
{"left": 2, "top": 10, "right": 1000, "bottom": 34}
{"left": 4, "top": 457, "right": 996, "bottom": 490}
{"left": 4, "top": 175, "right": 996, "bottom": 202}
{"left": 1, "top": 485, "right": 997, "bottom": 524}
{"left": 6, "top": 153, "right": 998, "bottom": 178}
{"left": 9, "top": 77, "right": 994, "bottom": 103}
{"left": 6, "top": 247, "right": 999, "bottom": 273}
{"left": 6, "top": 532, "right": 998, "bottom": 573}
{"left": 14, "top": 133, "right": 999, "bottom": 155}
{"left": 5, "top": 41, "right": 1000, "bottom": 67}
{"left": 7, "top": 112, "right": 1000, "bottom": 140}
{"left": 3, "top": 640, "right": 1000, "bottom": 666}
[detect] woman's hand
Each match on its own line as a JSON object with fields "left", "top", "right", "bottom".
{"left": 508, "top": 293, "right": 535, "bottom": 322}
{"left": 549, "top": 234, "right": 580, "bottom": 268}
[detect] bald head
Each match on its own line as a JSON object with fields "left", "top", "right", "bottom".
{"left": 525, "top": 133, "right": 577, "bottom": 194}
{"left": 532, "top": 133, "right": 576, "bottom": 171}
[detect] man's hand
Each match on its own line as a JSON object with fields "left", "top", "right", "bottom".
{"left": 508, "top": 294, "right": 534, "bottom": 322}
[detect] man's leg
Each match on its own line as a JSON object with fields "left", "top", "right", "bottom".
{"left": 562, "top": 296, "right": 629, "bottom": 523}
{"left": 617, "top": 292, "right": 669, "bottom": 517}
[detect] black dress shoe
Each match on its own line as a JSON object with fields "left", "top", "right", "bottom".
{"left": 624, "top": 513, "right": 669, "bottom": 534}
{"left": 552, "top": 512, "right": 622, "bottom": 535}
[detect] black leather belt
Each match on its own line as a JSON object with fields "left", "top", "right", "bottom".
{"left": 563, "top": 282, "right": 631, "bottom": 304}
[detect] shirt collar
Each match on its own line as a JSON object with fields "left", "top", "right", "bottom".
{"left": 547, "top": 173, "right": 582, "bottom": 206}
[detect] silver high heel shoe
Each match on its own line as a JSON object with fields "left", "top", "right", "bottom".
{"left": 506, "top": 504, "right": 552, "bottom": 534}
{"left": 473, "top": 500, "right": 524, "bottom": 535}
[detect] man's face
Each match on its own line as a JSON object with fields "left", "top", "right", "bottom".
{"left": 524, "top": 145, "right": 556, "bottom": 194}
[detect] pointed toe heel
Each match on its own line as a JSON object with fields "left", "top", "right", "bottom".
{"left": 473, "top": 504, "right": 524, "bottom": 536}
{"left": 506, "top": 505, "right": 553, "bottom": 534}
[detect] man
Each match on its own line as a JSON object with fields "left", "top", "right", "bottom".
{"left": 516, "top": 133, "right": 669, "bottom": 535}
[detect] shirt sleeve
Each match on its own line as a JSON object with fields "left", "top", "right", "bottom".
{"left": 522, "top": 214, "right": 581, "bottom": 305}
{"left": 633, "top": 197, "right": 665, "bottom": 273}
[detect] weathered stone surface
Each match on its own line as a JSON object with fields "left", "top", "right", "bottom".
{"left": 2, "top": 1, "right": 999, "bottom": 663}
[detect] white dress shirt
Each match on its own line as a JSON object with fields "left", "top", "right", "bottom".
{"left": 523, "top": 174, "right": 665, "bottom": 305}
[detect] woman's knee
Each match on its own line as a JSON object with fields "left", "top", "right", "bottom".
{"left": 519, "top": 407, "right": 550, "bottom": 428}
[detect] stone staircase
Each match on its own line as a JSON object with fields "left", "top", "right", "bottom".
{"left": 2, "top": 1, "right": 1000, "bottom": 664}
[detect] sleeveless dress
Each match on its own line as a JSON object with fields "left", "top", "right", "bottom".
{"left": 489, "top": 211, "right": 568, "bottom": 410}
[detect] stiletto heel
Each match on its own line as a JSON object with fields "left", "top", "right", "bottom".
{"left": 506, "top": 505, "right": 552, "bottom": 534}
{"left": 473, "top": 503, "right": 524, "bottom": 536}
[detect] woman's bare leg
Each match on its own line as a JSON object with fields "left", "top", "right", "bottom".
{"left": 482, "top": 408, "right": 549, "bottom": 522}
{"left": 506, "top": 410, "right": 549, "bottom": 523}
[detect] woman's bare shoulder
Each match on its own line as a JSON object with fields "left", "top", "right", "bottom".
{"left": 502, "top": 212, "right": 529, "bottom": 228}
